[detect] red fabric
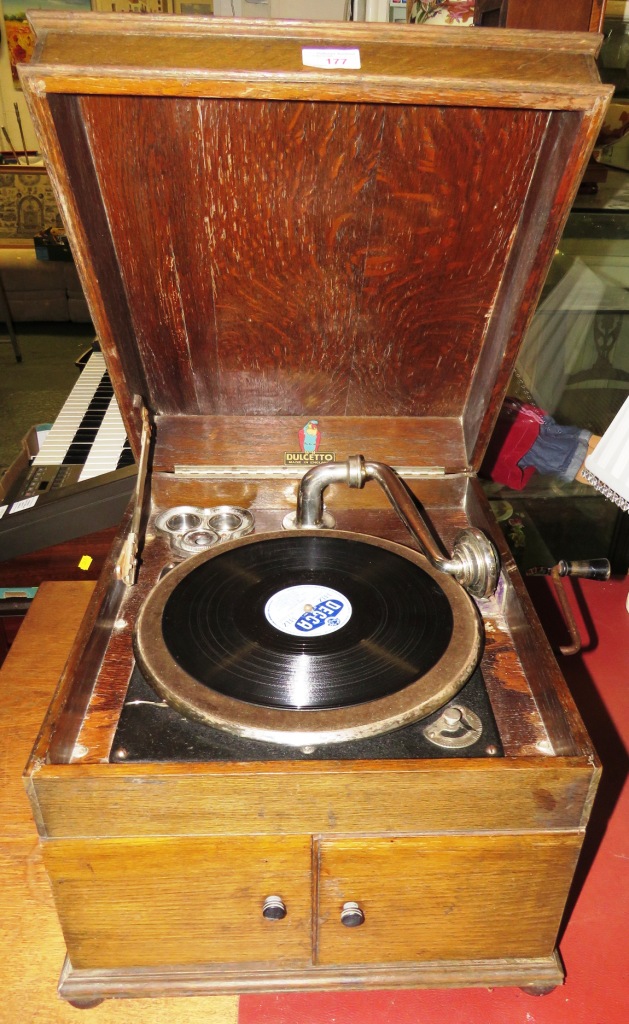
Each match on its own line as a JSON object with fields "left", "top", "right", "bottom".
{"left": 481, "top": 397, "right": 545, "bottom": 490}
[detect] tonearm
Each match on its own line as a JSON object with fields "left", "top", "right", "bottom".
{"left": 285, "top": 455, "right": 499, "bottom": 600}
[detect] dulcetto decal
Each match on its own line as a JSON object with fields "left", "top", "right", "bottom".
{"left": 284, "top": 419, "right": 335, "bottom": 466}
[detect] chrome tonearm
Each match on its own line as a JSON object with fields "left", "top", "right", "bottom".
{"left": 287, "top": 455, "right": 499, "bottom": 600}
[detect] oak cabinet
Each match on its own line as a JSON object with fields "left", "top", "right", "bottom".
{"left": 43, "top": 831, "right": 582, "bottom": 974}
{"left": 316, "top": 834, "right": 581, "bottom": 965}
{"left": 44, "top": 836, "right": 313, "bottom": 970}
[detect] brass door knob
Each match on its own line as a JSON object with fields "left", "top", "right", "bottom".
{"left": 262, "top": 895, "right": 287, "bottom": 920}
{"left": 340, "top": 901, "right": 365, "bottom": 927}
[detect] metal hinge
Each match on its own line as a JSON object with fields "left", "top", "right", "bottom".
{"left": 116, "top": 402, "right": 152, "bottom": 587}
{"left": 173, "top": 464, "right": 447, "bottom": 480}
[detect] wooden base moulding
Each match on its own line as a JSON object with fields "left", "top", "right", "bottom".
{"left": 57, "top": 954, "right": 565, "bottom": 1004}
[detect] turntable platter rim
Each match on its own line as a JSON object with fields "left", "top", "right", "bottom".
{"left": 133, "top": 529, "right": 482, "bottom": 747}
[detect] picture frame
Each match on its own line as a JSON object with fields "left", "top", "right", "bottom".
{"left": 0, "top": 165, "right": 62, "bottom": 243}
{"left": 90, "top": 1, "right": 173, "bottom": 12}
{"left": 172, "top": 1, "right": 214, "bottom": 13}
{"left": 3, "top": 1, "right": 92, "bottom": 86}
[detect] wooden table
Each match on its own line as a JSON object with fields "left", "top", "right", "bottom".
{"left": 0, "top": 581, "right": 237, "bottom": 1023}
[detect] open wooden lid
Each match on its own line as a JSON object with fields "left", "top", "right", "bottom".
{"left": 20, "top": 14, "right": 611, "bottom": 473}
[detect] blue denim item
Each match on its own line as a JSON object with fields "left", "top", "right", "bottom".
{"left": 519, "top": 417, "right": 592, "bottom": 481}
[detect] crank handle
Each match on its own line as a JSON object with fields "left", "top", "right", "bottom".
{"left": 554, "top": 559, "right": 611, "bottom": 581}
{"left": 527, "top": 558, "right": 610, "bottom": 582}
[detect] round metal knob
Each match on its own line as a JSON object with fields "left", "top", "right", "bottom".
{"left": 262, "top": 895, "right": 287, "bottom": 921}
{"left": 442, "top": 706, "right": 463, "bottom": 730}
{"left": 340, "top": 901, "right": 365, "bottom": 928}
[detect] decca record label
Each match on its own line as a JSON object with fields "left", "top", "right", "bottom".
{"left": 264, "top": 584, "right": 352, "bottom": 637}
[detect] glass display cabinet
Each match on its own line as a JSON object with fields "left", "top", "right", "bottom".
{"left": 484, "top": 167, "right": 629, "bottom": 585}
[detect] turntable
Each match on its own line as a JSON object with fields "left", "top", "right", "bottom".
{"left": 20, "top": 14, "right": 611, "bottom": 1006}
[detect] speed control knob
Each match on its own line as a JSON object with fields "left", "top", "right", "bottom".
{"left": 340, "top": 901, "right": 365, "bottom": 928}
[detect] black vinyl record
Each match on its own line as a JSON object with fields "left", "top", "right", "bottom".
{"left": 160, "top": 535, "right": 454, "bottom": 711}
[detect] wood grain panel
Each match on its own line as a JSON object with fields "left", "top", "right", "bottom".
{"left": 149, "top": 468, "right": 469, "bottom": 513}
{"left": 43, "top": 93, "right": 147, "bottom": 455}
{"left": 196, "top": 99, "right": 380, "bottom": 418}
{"left": 0, "top": 582, "right": 93, "bottom": 841}
{"left": 24, "top": 16, "right": 608, "bottom": 110}
{"left": 27, "top": 510, "right": 130, "bottom": 769}
{"left": 30, "top": 759, "right": 595, "bottom": 839}
{"left": 502, "top": 0, "right": 605, "bottom": 33}
{"left": 80, "top": 95, "right": 216, "bottom": 416}
{"left": 44, "top": 835, "right": 312, "bottom": 970}
{"left": 27, "top": 11, "right": 601, "bottom": 51}
{"left": 154, "top": 415, "right": 466, "bottom": 472}
{"left": 0, "top": 528, "right": 116, "bottom": 587}
{"left": 55, "top": 952, "right": 564, "bottom": 999}
{"left": 348, "top": 106, "right": 547, "bottom": 417}
{"left": 77, "top": 96, "right": 381, "bottom": 417}
{"left": 63, "top": 98, "right": 559, "bottom": 440}
{"left": 0, "top": 838, "right": 239, "bottom": 1020}
{"left": 316, "top": 833, "right": 581, "bottom": 965}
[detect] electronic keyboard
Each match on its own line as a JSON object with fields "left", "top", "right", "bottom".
{"left": 0, "top": 352, "right": 136, "bottom": 562}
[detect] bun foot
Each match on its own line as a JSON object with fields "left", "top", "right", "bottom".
{"left": 520, "top": 984, "right": 557, "bottom": 997}
{"left": 66, "top": 997, "right": 105, "bottom": 1009}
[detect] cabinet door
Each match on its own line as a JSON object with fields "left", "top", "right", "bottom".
{"left": 44, "top": 835, "right": 312, "bottom": 969}
{"left": 316, "top": 833, "right": 581, "bottom": 965}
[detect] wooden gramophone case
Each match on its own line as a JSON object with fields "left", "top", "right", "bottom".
{"left": 21, "top": 13, "right": 612, "bottom": 1005}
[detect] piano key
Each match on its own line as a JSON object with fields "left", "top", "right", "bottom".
{"left": 27, "top": 351, "right": 134, "bottom": 484}
{"left": 32, "top": 353, "right": 109, "bottom": 467}
{"left": 62, "top": 366, "right": 117, "bottom": 467}
{"left": 79, "top": 395, "right": 129, "bottom": 481}
{"left": 117, "top": 445, "right": 135, "bottom": 469}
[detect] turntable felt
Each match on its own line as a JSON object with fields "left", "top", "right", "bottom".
{"left": 134, "top": 531, "right": 482, "bottom": 747}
